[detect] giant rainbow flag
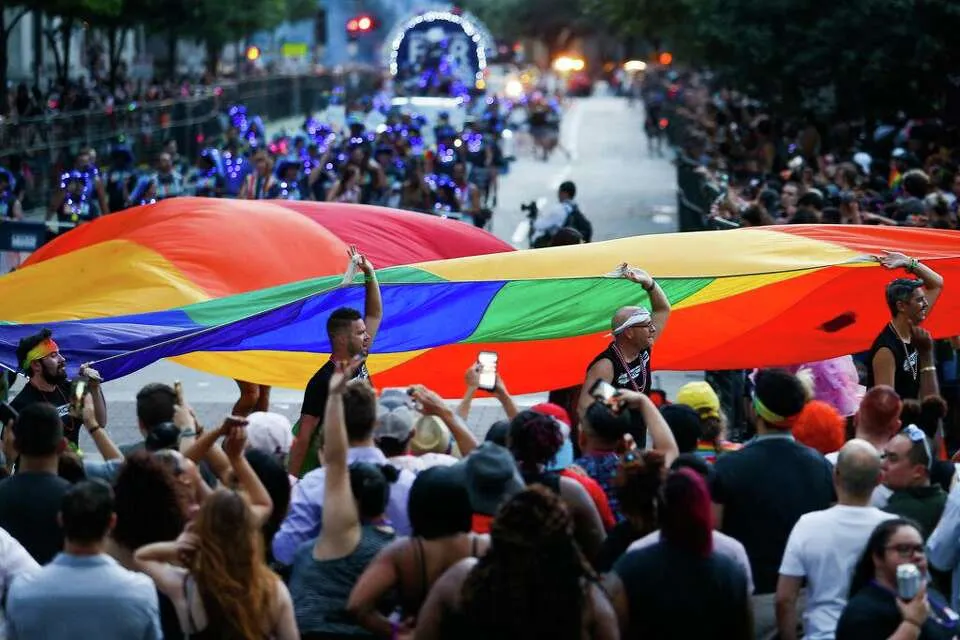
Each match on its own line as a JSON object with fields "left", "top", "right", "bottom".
{"left": 3, "top": 199, "right": 960, "bottom": 396}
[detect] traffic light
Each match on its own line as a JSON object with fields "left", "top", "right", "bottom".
{"left": 346, "top": 14, "right": 376, "bottom": 35}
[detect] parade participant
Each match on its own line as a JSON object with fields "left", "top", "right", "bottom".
{"left": 104, "top": 144, "right": 137, "bottom": 213}
{"left": 268, "top": 159, "right": 304, "bottom": 200}
{"left": 868, "top": 251, "right": 944, "bottom": 399}
{"left": 186, "top": 148, "right": 225, "bottom": 198}
{"left": 287, "top": 247, "right": 383, "bottom": 477}
{"left": 152, "top": 152, "right": 184, "bottom": 201}
{"left": 11, "top": 329, "right": 107, "bottom": 448}
{"left": 327, "top": 165, "right": 362, "bottom": 204}
{"left": 239, "top": 150, "right": 276, "bottom": 200}
{"left": 579, "top": 263, "right": 671, "bottom": 443}
{"left": 0, "top": 170, "right": 23, "bottom": 220}
{"left": 452, "top": 162, "right": 486, "bottom": 227}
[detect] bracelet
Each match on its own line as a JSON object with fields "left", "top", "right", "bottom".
{"left": 179, "top": 429, "right": 197, "bottom": 439}
{"left": 908, "top": 258, "right": 919, "bottom": 273}
{"left": 87, "top": 426, "right": 102, "bottom": 436}
{"left": 921, "top": 366, "right": 937, "bottom": 373}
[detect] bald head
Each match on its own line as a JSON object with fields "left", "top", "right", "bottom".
{"left": 612, "top": 306, "right": 639, "bottom": 332}
{"left": 857, "top": 386, "right": 902, "bottom": 440}
{"left": 835, "top": 438, "right": 883, "bottom": 499}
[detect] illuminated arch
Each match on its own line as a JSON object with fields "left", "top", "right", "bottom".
{"left": 383, "top": 8, "right": 495, "bottom": 80}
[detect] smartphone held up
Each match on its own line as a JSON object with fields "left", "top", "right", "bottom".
{"left": 477, "top": 351, "right": 498, "bottom": 392}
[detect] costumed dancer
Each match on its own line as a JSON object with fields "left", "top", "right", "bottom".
{"left": 187, "top": 148, "right": 226, "bottom": 198}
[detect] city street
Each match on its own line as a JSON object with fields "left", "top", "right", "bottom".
{"left": 44, "top": 94, "right": 701, "bottom": 452}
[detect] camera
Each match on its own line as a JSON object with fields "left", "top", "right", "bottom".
{"left": 521, "top": 200, "right": 539, "bottom": 220}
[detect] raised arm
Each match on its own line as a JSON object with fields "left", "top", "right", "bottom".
{"left": 81, "top": 393, "right": 121, "bottom": 460}
{"left": 879, "top": 251, "right": 944, "bottom": 311}
{"left": 622, "top": 264, "right": 671, "bottom": 336}
{"left": 615, "top": 390, "right": 679, "bottom": 465}
{"left": 222, "top": 423, "right": 273, "bottom": 526}
{"left": 316, "top": 357, "right": 365, "bottom": 553}
{"left": 353, "top": 247, "right": 384, "bottom": 340}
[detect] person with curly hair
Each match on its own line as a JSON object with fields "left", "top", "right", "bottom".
{"left": 134, "top": 424, "right": 298, "bottom": 639}
{"left": 414, "top": 485, "right": 619, "bottom": 640}
{"left": 594, "top": 449, "right": 665, "bottom": 572}
{"left": 507, "top": 410, "right": 606, "bottom": 561}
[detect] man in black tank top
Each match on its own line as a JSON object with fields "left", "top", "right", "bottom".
{"left": 579, "top": 264, "right": 672, "bottom": 442}
{"left": 868, "top": 251, "right": 944, "bottom": 400}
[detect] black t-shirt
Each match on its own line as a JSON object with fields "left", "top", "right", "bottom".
{"left": 836, "top": 582, "right": 958, "bottom": 640}
{"left": 596, "top": 521, "right": 645, "bottom": 573}
{"left": 613, "top": 541, "right": 750, "bottom": 639}
{"left": 0, "top": 472, "right": 71, "bottom": 564}
{"left": 588, "top": 343, "right": 651, "bottom": 442}
{"left": 11, "top": 381, "right": 81, "bottom": 445}
{"left": 301, "top": 359, "right": 372, "bottom": 418}
{"left": 710, "top": 436, "right": 836, "bottom": 594}
{"left": 867, "top": 324, "right": 919, "bottom": 399}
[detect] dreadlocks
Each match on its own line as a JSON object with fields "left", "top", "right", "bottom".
{"left": 460, "top": 485, "right": 597, "bottom": 639}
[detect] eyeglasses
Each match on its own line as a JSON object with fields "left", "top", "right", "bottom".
{"left": 902, "top": 424, "right": 933, "bottom": 470}
{"left": 886, "top": 543, "right": 926, "bottom": 558}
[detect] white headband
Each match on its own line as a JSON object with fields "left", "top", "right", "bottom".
{"left": 612, "top": 309, "right": 652, "bottom": 335}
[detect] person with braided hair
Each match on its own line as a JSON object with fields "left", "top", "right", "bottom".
{"left": 414, "top": 485, "right": 619, "bottom": 640}
{"left": 507, "top": 410, "right": 606, "bottom": 562}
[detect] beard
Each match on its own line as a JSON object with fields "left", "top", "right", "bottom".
{"left": 41, "top": 363, "right": 68, "bottom": 385}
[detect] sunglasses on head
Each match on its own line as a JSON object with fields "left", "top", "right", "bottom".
{"left": 902, "top": 424, "right": 933, "bottom": 470}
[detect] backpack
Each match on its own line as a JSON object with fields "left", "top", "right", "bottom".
{"left": 563, "top": 202, "right": 593, "bottom": 242}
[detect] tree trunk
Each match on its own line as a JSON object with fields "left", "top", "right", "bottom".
{"left": 205, "top": 39, "right": 222, "bottom": 77}
{"left": 167, "top": 29, "right": 177, "bottom": 78}
{"left": 0, "top": 7, "right": 29, "bottom": 113}
{"left": 60, "top": 18, "right": 74, "bottom": 88}
{"left": 44, "top": 21, "right": 65, "bottom": 87}
{"left": 108, "top": 27, "right": 128, "bottom": 90}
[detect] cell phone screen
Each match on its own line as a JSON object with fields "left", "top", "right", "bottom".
{"left": 478, "top": 351, "right": 498, "bottom": 392}
{"left": 590, "top": 379, "right": 618, "bottom": 402}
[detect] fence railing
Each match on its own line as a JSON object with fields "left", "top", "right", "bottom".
{"left": 1, "top": 70, "right": 383, "bottom": 213}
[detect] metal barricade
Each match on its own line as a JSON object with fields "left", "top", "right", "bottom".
{"left": 1, "top": 70, "right": 382, "bottom": 214}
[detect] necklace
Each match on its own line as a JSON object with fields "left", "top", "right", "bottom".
{"left": 889, "top": 322, "right": 917, "bottom": 380}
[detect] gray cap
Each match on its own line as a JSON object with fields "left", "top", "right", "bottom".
{"left": 375, "top": 404, "right": 416, "bottom": 442}
{"left": 452, "top": 442, "right": 525, "bottom": 516}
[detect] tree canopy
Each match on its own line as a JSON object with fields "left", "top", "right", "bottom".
{"left": 586, "top": 0, "right": 960, "bottom": 119}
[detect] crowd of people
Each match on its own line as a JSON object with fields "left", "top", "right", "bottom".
{"left": 0, "top": 229, "right": 957, "bottom": 639}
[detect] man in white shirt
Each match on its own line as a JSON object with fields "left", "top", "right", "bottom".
{"left": 775, "top": 439, "right": 896, "bottom": 640}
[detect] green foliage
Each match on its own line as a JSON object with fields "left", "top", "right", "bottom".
{"left": 461, "top": 0, "right": 599, "bottom": 48}
{"left": 589, "top": 0, "right": 960, "bottom": 118}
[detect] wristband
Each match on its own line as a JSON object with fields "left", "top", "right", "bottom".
{"left": 87, "top": 426, "right": 102, "bottom": 436}
{"left": 921, "top": 366, "right": 937, "bottom": 373}
{"left": 179, "top": 429, "right": 197, "bottom": 439}
{"left": 908, "top": 258, "right": 919, "bottom": 273}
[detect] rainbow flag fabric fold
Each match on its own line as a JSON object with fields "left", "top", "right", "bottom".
{"left": 3, "top": 199, "right": 960, "bottom": 396}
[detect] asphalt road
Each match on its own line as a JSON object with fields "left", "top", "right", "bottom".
{"left": 15, "top": 94, "right": 700, "bottom": 453}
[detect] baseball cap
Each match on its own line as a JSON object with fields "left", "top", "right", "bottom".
{"left": 676, "top": 381, "right": 721, "bottom": 420}
{"left": 379, "top": 388, "right": 411, "bottom": 411}
{"left": 451, "top": 442, "right": 525, "bottom": 516}
{"left": 246, "top": 412, "right": 293, "bottom": 460}
{"left": 375, "top": 404, "right": 416, "bottom": 442}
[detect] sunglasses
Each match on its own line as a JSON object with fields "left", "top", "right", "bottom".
{"left": 902, "top": 424, "right": 933, "bottom": 470}
{"left": 886, "top": 543, "right": 925, "bottom": 559}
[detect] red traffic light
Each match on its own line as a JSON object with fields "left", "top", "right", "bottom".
{"left": 347, "top": 15, "right": 374, "bottom": 32}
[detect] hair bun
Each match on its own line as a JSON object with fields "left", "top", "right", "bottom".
{"left": 379, "top": 464, "right": 401, "bottom": 484}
